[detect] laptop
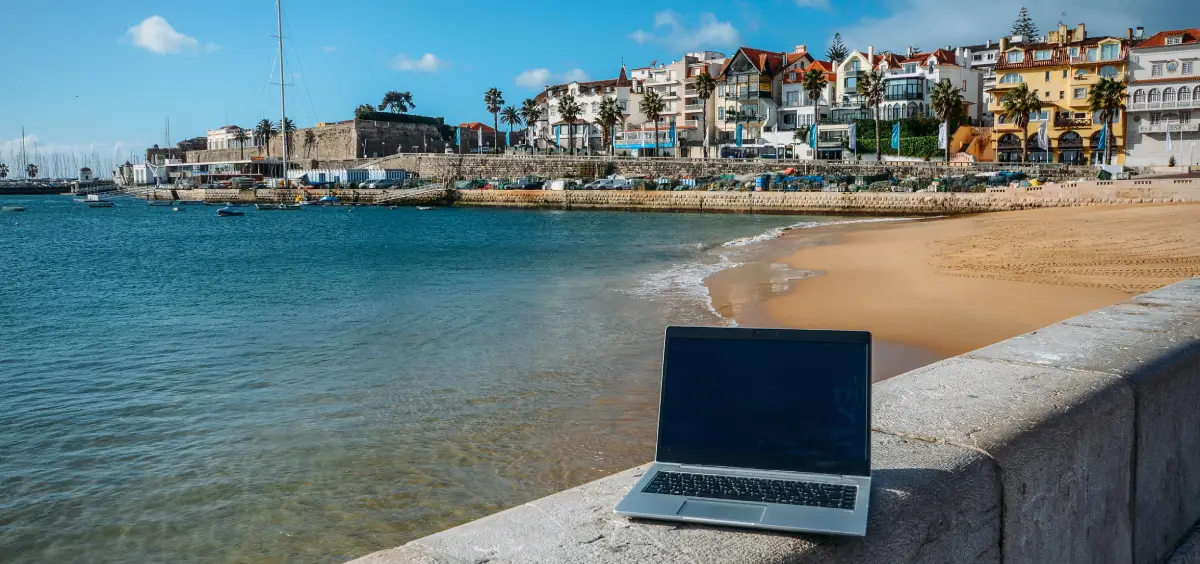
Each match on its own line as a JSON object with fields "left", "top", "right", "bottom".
{"left": 615, "top": 326, "right": 872, "bottom": 536}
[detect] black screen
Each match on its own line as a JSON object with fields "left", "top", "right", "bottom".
{"left": 657, "top": 333, "right": 870, "bottom": 476}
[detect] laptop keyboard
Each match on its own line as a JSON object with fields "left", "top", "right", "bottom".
{"left": 643, "top": 471, "right": 857, "bottom": 510}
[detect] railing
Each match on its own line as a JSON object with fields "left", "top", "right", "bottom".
{"left": 1139, "top": 122, "right": 1200, "bottom": 133}
{"left": 884, "top": 92, "right": 925, "bottom": 101}
{"left": 1054, "top": 117, "right": 1093, "bottom": 128}
{"left": 684, "top": 104, "right": 704, "bottom": 111}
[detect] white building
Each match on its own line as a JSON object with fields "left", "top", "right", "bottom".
{"left": 875, "top": 47, "right": 984, "bottom": 122}
{"left": 629, "top": 51, "right": 728, "bottom": 156}
{"left": 530, "top": 66, "right": 646, "bottom": 155}
{"left": 1126, "top": 28, "right": 1200, "bottom": 167}
{"left": 960, "top": 40, "right": 1003, "bottom": 124}
{"left": 713, "top": 46, "right": 815, "bottom": 157}
{"left": 206, "top": 125, "right": 253, "bottom": 151}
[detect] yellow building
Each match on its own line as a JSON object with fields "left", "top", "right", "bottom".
{"left": 989, "top": 24, "right": 1131, "bottom": 164}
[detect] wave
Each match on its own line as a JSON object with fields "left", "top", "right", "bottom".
{"left": 623, "top": 254, "right": 741, "bottom": 326}
{"left": 720, "top": 217, "right": 929, "bottom": 248}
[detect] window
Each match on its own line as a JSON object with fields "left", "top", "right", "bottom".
{"left": 1166, "top": 36, "right": 1183, "bottom": 46}
{"left": 788, "top": 72, "right": 796, "bottom": 81}
{"left": 1196, "top": 86, "right": 1200, "bottom": 100}
{"left": 1075, "top": 69, "right": 1087, "bottom": 79}
{"left": 1069, "top": 47, "right": 1080, "bottom": 58}
{"left": 1000, "top": 72, "right": 1023, "bottom": 84}
{"left": 1059, "top": 91, "right": 1065, "bottom": 99}
{"left": 1007, "top": 51, "right": 1024, "bottom": 63}
{"left": 1150, "top": 112, "right": 1160, "bottom": 124}
{"left": 1100, "top": 44, "right": 1119, "bottom": 60}
{"left": 717, "top": 107, "right": 724, "bottom": 119}
{"left": 973, "top": 54, "right": 983, "bottom": 61}
{"left": 717, "top": 85, "right": 724, "bottom": 97}
{"left": 1164, "top": 88, "right": 1176, "bottom": 102}
{"left": 1034, "top": 50, "right": 1052, "bottom": 61}
{"left": 1045, "top": 71, "right": 1051, "bottom": 81}
{"left": 850, "top": 60, "right": 861, "bottom": 71}
{"left": 1063, "top": 69, "right": 1068, "bottom": 78}
{"left": 1183, "top": 111, "right": 1192, "bottom": 123}
{"left": 1181, "top": 88, "right": 1193, "bottom": 102}
{"left": 1087, "top": 48, "right": 1098, "bottom": 62}
{"left": 987, "top": 53, "right": 995, "bottom": 60}
{"left": 1099, "top": 66, "right": 1119, "bottom": 78}
{"left": 1073, "top": 87, "right": 1087, "bottom": 99}
{"left": 1133, "top": 89, "right": 1146, "bottom": 103}
{"left": 1152, "top": 63, "right": 1163, "bottom": 77}
{"left": 1044, "top": 90, "right": 1051, "bottom": 98}
{"left": 1075, "top": 112, "right": 1087, "bottom": 119}
{"left": 1149, "top": 88, "right": 1161, "bottom": 103}
{"left": 1184, "top": 62, "right": 1194, "bottom": 75}
{"left": 903, "top": 63, "right": 917, "bottom": 73}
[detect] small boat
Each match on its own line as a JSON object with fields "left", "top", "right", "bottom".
{"left": 147, "top": 200, "right": 174, "bottom": 207}
{"left": 177, "top": 200, "right": 206, "bottom": 205}
{"left": 173, "top": 206, "right": 184, "bottom": 212}
{"left": 88, "top": 200, "right": 115, "bottom": 208}
{"left": 217, "top": 207, "right": 245, "bottom": 217}
{"left": 2, "top": 206, "right": 26, "bottom": 212}
{"left": 255, "top": 203, "right": 302, "bottom": 211}
{"left": 416, "top": 206, "right": 434, "bottom": 211}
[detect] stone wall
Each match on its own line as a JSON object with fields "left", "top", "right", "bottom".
{"left": 452, "top": 178, "right": 1200, "bottom": 215}
{"left": 183, "top": 120, "right": 450, "bottom": 166}
{"left": 370, "top": 154, "right": 1096, "bottom": 184}
{"left": 347, "top": 278, "right": 1200, "bottom": 564}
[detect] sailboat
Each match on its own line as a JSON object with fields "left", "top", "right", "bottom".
{"left": 256, "top": 0, "right": 302, "bottom": 212}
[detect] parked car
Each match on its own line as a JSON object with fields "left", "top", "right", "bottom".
{"left": 373, "top": 179, "right": 397, "bottom": 189}
{"left": 546, "top": 179, "right": 578, "bottom": 191}
{"left": 511, "top": 178, "right": 544, "bottom": 190}
{"left": 582, "top": 179, "right": 609, "bottom": 190}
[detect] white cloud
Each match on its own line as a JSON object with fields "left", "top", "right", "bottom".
{"left": 629, "top": 11, "right": 740, "bottom": 52}
{"left": 515, "top": 68, "right": 591, "bottom": 89}
{"left": 794, "top": 0, "right": 829, "bottom": 8}
{"left": 126, "top": 16, "right": 202, "bottom": 54}
{"left": 204, "top": 42, "right": 221, "bottom": 53}
{"left": 323, "top": 46, "right": 338, "bottom": 53}
{"left": 838, "top": 0, "right": 1200, "bottom": 54}
{"left": 391, "top": 53, "right": 446, "bottom": 72}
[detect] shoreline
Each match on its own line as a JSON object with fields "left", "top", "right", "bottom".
{"left": 705, "top": 204, "right": 1200, "bottom": 374}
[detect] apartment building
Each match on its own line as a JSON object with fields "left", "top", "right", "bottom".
{"left": 626, "top": 51, "right": 727, "bottom": 156}
{"left": 875, "top": 47, "right": 984, "bottom": 122}
{"left": 530, "top": 66, "right": 644, "bottom": 154}
{"left": 1126, "top": 28, "right": 1199, "bottom": 166}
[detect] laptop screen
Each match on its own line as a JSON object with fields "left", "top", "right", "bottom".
{"left": 656, "top": 328, "right": 871, "bottom": 476}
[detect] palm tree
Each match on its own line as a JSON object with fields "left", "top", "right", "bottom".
{"left": 232, "top": 127, "right": 250, "bottom": 160}
{"left": 355, "top": 104, "right": 376, "bottom": 119}
{"left": 1088, "top": 77, "right": 1126, "bottom": 165}
{"left": 519, "top": 99, "right": 542, "bottom": 150}
{"left": 639, "top": 90, "right": 666, "bottom": 156}
{"left": 930, "top": 80, "right": 964, "bottom": 162}
{"left": 278, "top": 118, "right": 297, "bottom": 155}
{"left": 0, "top": 164, "right": 8, "bottom": 179}
{"left": 801, "top": 68, "right": 828, "bottom": 159}
{"left": 255, "top": 119, "right": 277, "bottom": 157}
{"left": 26, "top": 163, "right": 38, "bottom": 178}
{"left": 857, "top": 70, "right": 885, "bottom": 160}
{"left": 483, "top": 88, "right": 505, "bottom": 150}
{"left": 500, "top": 105, "right": 522, "bottom": 150}
{"left": 694, "top": 71, "right": 717, "bottom": 158}
{"left": 557, "top": 94, "right": 582, "bottom": 155}
{"left": 596, "top": 98, "right": 623, "bottom": 156}
{"left": 379, "top": 91, "right": 415, "bottom": 113}
{"left": 1000, "top": 83, "right": 1042, "bottom": 162}
{"left": 303, "top": 129, "right": 317, "bottom": 159}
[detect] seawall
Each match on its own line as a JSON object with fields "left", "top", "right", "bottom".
{"left": 348, "top": 278, "right": 1200, "bottom": 563}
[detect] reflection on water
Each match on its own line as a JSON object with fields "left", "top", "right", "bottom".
{"left": 0, "top": 197, "right": 818, "bottom": 563}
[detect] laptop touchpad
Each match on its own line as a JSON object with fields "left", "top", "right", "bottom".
{"left": 677, "top": 500, "right": 766, "bottom": 522}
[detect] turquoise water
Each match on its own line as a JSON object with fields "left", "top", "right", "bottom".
{"left": 0, "top": 196, "right": 828, "bottom": 562}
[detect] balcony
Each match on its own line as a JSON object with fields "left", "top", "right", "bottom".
{"left": 1129, "top": 100, "right": 1200, "bottom": 111}
{"left": 1139, "top": 121, "right": 1200, "bottom": 133}
{"left": 884, "top": 92, "right": 925, "bottom": 101}
{"left": 684, "top": 104, "right": 704, "bottom": 111}
{"left": 1054, "top": 117, "right": 1093, "bottom": 128}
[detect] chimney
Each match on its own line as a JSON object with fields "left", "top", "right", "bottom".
{"left": 1000, "top": 37, "right": 1009, "bottom": 52}
{"left": 906, "top": 46, "right": 915, "bottom": 56}
{"left": 795, "top": 44, "right": 807, "bottom": 53}
{"left": 1057, "top": 23, "right": 1068, "bottom": 45}
{"left": 1127, "top": 28, "right": 1134, "bottom": 40}
{"left": 1136, "top": 27, "right": 1145, "bottom": 39}
{"left": 1076, "top": 24, "right": 1087, "bottom": 41}
{"left": 986, "top": 39, "right": 993, "bottom": 48}
{"left": 868, "top": 45, "right": 875, "bottom": 65}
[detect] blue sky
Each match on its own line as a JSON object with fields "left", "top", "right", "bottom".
{"left": 2, "top": 0, "right": 1195, "bottom": 159}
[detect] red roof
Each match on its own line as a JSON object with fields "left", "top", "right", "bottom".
{"left": 901, "top": 49, "right": 958, "bottom": 66}
{"left": 782, "top": 60, "right": 836, "bottom": 83}
{"left": 876, "top": 53, "right": 904, "bottom": 69}
{"left": 459, "top": 122, "right": 496, "bottom": 132}
{"left": 1135, "top": 29, "right": 1200, "bottom": 49}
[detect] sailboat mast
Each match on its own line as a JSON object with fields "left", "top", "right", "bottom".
{"left": 276, "top": 0, "right": 288, "bottom": 185}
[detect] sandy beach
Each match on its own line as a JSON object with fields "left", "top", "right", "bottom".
{"left": 707, "top": 204, "right": 1200, "bottom": 377}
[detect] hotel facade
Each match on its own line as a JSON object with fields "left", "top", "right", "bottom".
{"left": 1125, "top": 28, "right": 1200, "bottom": 166}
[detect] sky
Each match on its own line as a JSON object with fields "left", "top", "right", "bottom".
{"left": 2, "top": 0, "right": 1197, "bottom": 161}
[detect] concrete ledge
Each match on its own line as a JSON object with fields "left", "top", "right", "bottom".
{"left": 349, "top": 278, "right": 1200, "bottom": 563}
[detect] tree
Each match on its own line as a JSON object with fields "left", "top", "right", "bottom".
{"left": 1000, "top": 83, "right": 1042, "bottom": 162}
{"left": 378, "top": 91, "right": 415, "bottom": 113}
{"left": 639, "top": 90, "right": 666, "bottom": 156}
{"left": 827, "top": 33, "right": 849, "bottom": 66}
{"left": 519, "top": 99, "right": 542, "bottom": 149}
{"left": 1088, "top": 77, "right": 1126, "bottom": 165}
{"left": 557, "top": 94, "right": 582, "bottom": 155}
{"left": 26, "top": 163, "right": 38, "bottom": 178}
{"left": 500, "top": 105, "right": 522, "bottom": 150}
{"left": 0, "top": 164, "right": 7, "bottom": 179}
{"left": 930, "top": 80, "right": 964, "bottom": 162}
{"left": 303, "top": 129, "right": 317, "bottom": 159}
{"left": 596, "top": 98, "right": 623, "bottom": 156}
{"left": 255, "top": 119, "right": 277, "bottom": 157}
{"left": 1012, "top": 7, "right": 1038, "bottom": 38}
{"left": 278, "top": 117, "right": 296, "bottom": 156}
{"left": 354, "top": 104, "right": 376, "bottom": 119}
{"left": 857, "top": 70, "right": 886, "bottom": 161}
{"left": 232, "top": 127, "right": 250, "bottom": 160}
{"left": 484, "top": 88, "right": 505, "bottom": 150}
{"left": 694, "top": 71, "right": 717, "bottom": 158}
{"left": 801, "top": 68, "right": 828, "bottom": 157}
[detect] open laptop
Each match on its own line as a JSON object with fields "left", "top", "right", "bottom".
{"left": 615, "top": 326, "right": 872, "bottom": 536}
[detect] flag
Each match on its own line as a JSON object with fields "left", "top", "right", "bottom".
{"left": 555, "top": 125, "right": 560, "bottom": 146}
{"left": 505, "top": 131, "right": 511, "bottom": 147}
{"left": 890, "top": 122, "right": 900, "bottom": 150}
{"left": 1036, "top": 121, "right": 1048, "bottom": 151}
{"left": 937, "top": 122, "right": 948, "bottom": 150}
{"left": 669, "top": 117, "right": 676, "bottom": 150}
{"left": 455, "top": 127, "right": 461, "bottom": 147}
{"left": 808, "top": 123, "right": 817, "bottom": 147}
{"left": 848, "top": 123, "right": 857, "bottom": 151}
{"left": 1166, "top": 120, "right": 1174, "bottom": 152}
{"left": 477, "top": 127, "right": 483, "bottom": 149}
{"left": 1097, "top": 125, "right": 1108, "bottom": 150}
{"left": 736, "top": 124, "right": 744, "bottom": 147}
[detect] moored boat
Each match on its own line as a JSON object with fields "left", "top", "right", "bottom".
{"left": 217, "top": 207, "right": 245, "bottom": 217}
{"left": 255, "top": 203, "right": 302, "bottom": 211}
{"left": 2, "top": 205, "right": 26, "bottom": 212}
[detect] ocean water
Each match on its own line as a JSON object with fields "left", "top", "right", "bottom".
{"left": 0, "top": 196, "right": 842, "bottom": 563}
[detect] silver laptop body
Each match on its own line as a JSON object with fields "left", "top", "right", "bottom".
{"left": 615, "top": 327, "right": 872, "bottom": 536}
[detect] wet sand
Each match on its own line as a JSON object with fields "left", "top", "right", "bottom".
{"left": 707, "top": 204, "right": 1200, "bottom": 377}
